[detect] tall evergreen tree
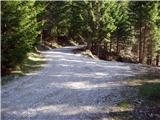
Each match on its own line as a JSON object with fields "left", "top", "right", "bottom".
{"left": 129, "top": 1, "right": 160, "bottom": 64}
{"left": 1, "top": 1, "right": 44, "bottom": 75}
{"left": 45, "top": 1, "right": 71, "bottom": 39}
{"left": 111, "top": 1, "right": 132, "bottom": 53}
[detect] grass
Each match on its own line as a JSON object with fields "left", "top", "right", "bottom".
{"left": 117, "top": 101, "right": 133, "bottom": 109}
{"left": 128, "top": 78, "right": 160, "bottom": 99}
{"left": 2, "top": 52, "right": 47, "bottom": 85}
{"left": 109, "top": 100, "right": 134, "bottom": 120}
{"left": 126, "top": 78, "right": 160, "bottom": 97}
{"left": 21, "top": 52, "right": 46, "bottom": 73}
{"left": 138, "top": 80, "right": 160, "bottom": 107}
{"left": 139, "top": 83, "right": 160, "bottom": 97}
{"left": 113, "top": 76, "right": 160, "bottom": 119}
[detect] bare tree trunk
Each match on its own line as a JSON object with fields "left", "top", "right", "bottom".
{"left": 40, "top": 30, "right": 43, "bottom": 44}
{"left": 139, "top": 22, "right": 143, "bottom": 63}
{"left": 156, "top": 54, "right": 159, "bottom": 66}
{"left": 150, "top": 39, "right": 153, "bottom": 65}
{"left": 86, "top": 33, "right": 92, "bottom": 50}
{"left": 87, "top": 42, "right": 92, "bottom": 50}
{"left": 105, "top": 42, "right": 108, "bottom": 52}
{"left": 97, "top": 44, "right": 100, "bottom": 57}
{"left": 110, "top": 41, "right": 112, "bottom": 53}
{"left": 147, "top": 39, "right": 152, "bottom": 65}
{"left": 142, "top": 25, "right": 146, "bottom": 63}
{"left": 116, "top": 37, "right": 119, "bottom": 54}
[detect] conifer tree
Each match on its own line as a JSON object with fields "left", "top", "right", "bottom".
{"left": 1, "top": 1, "right": 44, "bottom": 75}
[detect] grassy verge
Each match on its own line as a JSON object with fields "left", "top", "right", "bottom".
{"left": 2, "top": 52, "right": 47, "bottom": 85}
{"left": 128, "top": 78, "right": 160, "bottom": 103}
{"left": 113, "top": 75, "right": 160, "bottom": 120}
{"left": 138, "top": 80, "right": 160, "bottom": 98}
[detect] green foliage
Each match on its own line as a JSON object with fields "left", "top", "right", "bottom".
{"left": 68, "top": 1, "right": 86, "bottom": 39}
{"left": 78, "top": 1, "right": 117, "bottom": 47}
{"left": 151, "top": 2, "right": 160, "bottom": 53}
{"left": 45, "top": 1, "right": 71, "bottom": 36}
{"left": 1, "top": 1, "right": 44, "bottom": 75}
{"left": 111, "top": 1, "right": 132, "bottom": 44}
{"left": 2, "top": 1, "right": 160, "bottom": 76}
{"left": 129, "top": 1, "right": 160, "bottom": 63}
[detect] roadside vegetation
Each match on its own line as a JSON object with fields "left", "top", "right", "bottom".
{"left": 1, "top": 1, "right": 160, "bottom": 119}
{"left": 2, "top": 52, "right": 46, "bottom": 85}
{"left": 2, "top": 1, "right": 160, "bottom": 78}
{"left": 111, "top": 72, "right": 160, "bottom": 120}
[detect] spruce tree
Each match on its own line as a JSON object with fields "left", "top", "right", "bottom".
{"left": 1, "top": 1, "right": 44, "bottom": 75}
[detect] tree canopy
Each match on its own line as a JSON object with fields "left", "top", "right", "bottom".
{"left": 1, "top": 1, "right": 160, "bottom": 75}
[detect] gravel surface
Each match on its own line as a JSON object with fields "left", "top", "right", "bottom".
{"left": 1, "top": 46, "right": 152, "bottom": 120}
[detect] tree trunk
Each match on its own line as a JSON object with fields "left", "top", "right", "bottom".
{"left": 142, "top": 25, "right": 146, "bottom": 63}
{"left": 87, "top": 33, "right": 92, "bottom": 50}
{"left": 87, "top": 36, "right": 92, "bottom": 50}
{"left": 40, "top": 30, "right": 43, "bottom": 44}
{"left": 105, "top": 42, "right": 108, "bottom": 52}
{"left": 116, "top": 37, "right": 119, "bottom": 54}
{"left": 156, "top": 54, "right": 159, "bottom": 66}
{"left": 97, "top": 44, "right": 100, "bottom": 57}
{"left": 110, "top": 41, "right": 112, "bottom": 53}
{"left": 139, "top": 22, "right": 143, "bottom": 63}
{"left": 147, "top": 39, "right": 153, "bottom": 65}
{"left": 150, "top": 40, "right": 153, "bottom": 65}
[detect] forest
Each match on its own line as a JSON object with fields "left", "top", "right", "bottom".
{"left": 2, "top": 1, "right": 160, "bottom": 76}
{"left": 1, "top": 1, "right": 160, "bottom": 120}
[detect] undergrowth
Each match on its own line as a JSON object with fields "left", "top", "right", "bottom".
{"left": 2, "top": 52, "right": 46, "bottom": 85}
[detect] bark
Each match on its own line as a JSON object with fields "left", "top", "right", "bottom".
{"left": 142, "top": 25, "right": 146, "bottom": 63}
{"left": 150, "top": 39, "right": 153, "bottom": 65}
{"left": 106, "top": 42, "right": 108, "bottom": 52}
{"left": 147, "top": 39, "right": 153, "bottom": 65}
{"left": 97, "top": 44, "right": 100, "bottom": 57}
{"left": 139, "top": 22, "right": 143, "bottom": 63}
{"left": 40, "top": 30, "right": 43, "bottom": 44}
{"left": 116, "top": 37, "right": 119, "bottom": 54}
{"left": 110, "top": 41, "right": 112, "bottom": 53}
{"left": 156, "top": 54, "right": 159, "bottom": 66}
{"left": 86, "top": 39, "right": 92, "bottom": 50}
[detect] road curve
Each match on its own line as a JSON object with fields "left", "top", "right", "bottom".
{"left": 1, "top": 46, "right": 153, "bottom": 120}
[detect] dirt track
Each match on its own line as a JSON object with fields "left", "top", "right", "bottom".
{"left": 2, "top": 46, "right": 155, "bottom": 120}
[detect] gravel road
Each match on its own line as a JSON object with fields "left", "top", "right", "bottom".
{"left": 1, "top": 46, "right": 153, "bottom": 120}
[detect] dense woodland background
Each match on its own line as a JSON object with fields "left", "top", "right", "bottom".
{"left": 2, "top": 1, "right": 160, "bottom": 76}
